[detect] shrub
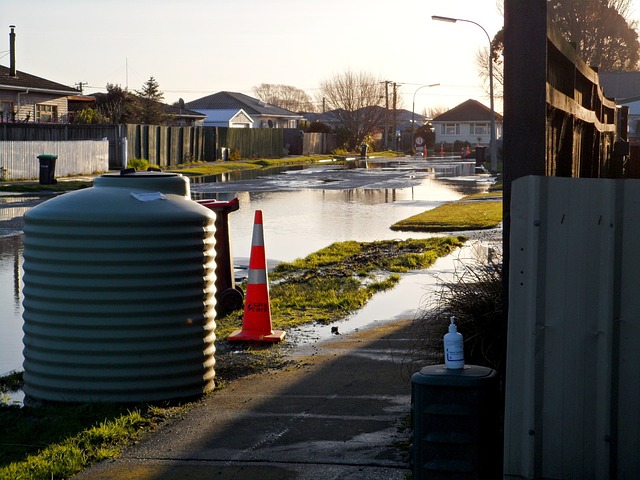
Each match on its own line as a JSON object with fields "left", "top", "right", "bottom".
{"left": 126, "top": 158, "right": 149, "bottom": 170}
{"left": 229, "top": 147, "right": 241, "bottom": 161}
{"left": 404, "top": 243, "right": 504, "bottom": 373}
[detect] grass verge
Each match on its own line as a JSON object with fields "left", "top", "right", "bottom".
{"left": 391, "top": 193, "right": 503, "bottom": 232}
{"left": 0, "top": 236, "right": 463, "bottom": 480}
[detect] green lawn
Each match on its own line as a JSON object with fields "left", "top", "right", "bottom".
{"left": 391, "top": 193, "right": 503, "bottom": 232}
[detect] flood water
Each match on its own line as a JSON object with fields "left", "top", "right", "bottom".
{"left": 0, "top": 160, "right": 494, "bottom": 377}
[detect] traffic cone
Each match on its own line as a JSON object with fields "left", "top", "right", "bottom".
{"left": 228, "top": 210, "right": 286, "bottom": 343}
{"left": 423, "top": 147, "right": 427, "bottom": 159}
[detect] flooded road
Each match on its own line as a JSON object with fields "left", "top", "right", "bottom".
{"left": 0, "top": 160, "right": 495, "bottom": 377}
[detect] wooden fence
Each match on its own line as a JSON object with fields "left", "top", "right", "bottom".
{"left": 545, "top": 27, "right": 623, "bottom": 178}
{"left": 303, "top": 133, "right": 337, "bottom": 155}
{"left": 126, "top": 124, "right": 215, "bottom": 166}
{"left": 0, "top": 124, "right": 338, "bottom": 174}
{"left": 0, "top": 140, "right": 109, "bottom": 181}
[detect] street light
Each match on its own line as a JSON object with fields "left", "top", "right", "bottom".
{"left": 432, "top": 15, "right": 498, "bottom": 172}
{"left": 411, "top": 83, "right": 440, "bottom": 137}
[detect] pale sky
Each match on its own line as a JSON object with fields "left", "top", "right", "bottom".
{"left": 1, "top": 1, "right": 637, "bottom": 117}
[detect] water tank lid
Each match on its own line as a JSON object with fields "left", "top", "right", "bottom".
{"left": 102, "top": 171, "right": 179, "bottom": 178}
{"left": 411, "top": 364, "right": 496, "bottom": 387}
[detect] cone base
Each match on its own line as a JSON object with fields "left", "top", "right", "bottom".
{"left": 227, "top": 329, "right": 286, "bottom": 343}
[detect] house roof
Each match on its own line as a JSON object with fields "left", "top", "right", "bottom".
{"left": 185, "top": 91, "right": 302, "bottom": 118}
{"left": 598, "top": 71, "right": 640, "bottom": 100}
{"left": 433, "top": 99, "right": 503, "bottom": 122}
{"left": 163, "top": 103, "right": 206, "bottom": 119}
{"left": 0, "top": 65, "right": 80, "bottom": 95}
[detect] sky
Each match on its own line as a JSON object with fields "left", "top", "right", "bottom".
{"left": 0, "top": 1, "right": 636, "bottom": 117}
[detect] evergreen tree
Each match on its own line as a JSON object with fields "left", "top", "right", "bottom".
{"left": 132, "top": 76, "right": 168, "bottom": 125}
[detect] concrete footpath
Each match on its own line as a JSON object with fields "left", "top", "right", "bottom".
{"left": 74, "top": 318, "right": 425, "bottom": 480}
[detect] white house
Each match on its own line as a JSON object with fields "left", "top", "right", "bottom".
{"left": 432, "top": 99, "right": 503, "bottom": 148}
{"left": 185, "top": 91, "right": 302, "bottom": 128}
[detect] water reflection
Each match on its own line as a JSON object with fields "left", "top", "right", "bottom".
{"left": 0, "top": 235, "right": 23, "bottom": 375}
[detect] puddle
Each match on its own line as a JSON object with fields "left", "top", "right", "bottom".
{"left": 287, "top": 240, "right": 500, "bottom": 350}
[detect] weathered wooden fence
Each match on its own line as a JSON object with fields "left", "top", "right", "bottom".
{"left": 127, "top": 126, "right": 322, "bottom": 164}
{"left": 0, "top": 124, "right": 338, "bottom": 175}
{"left": 0, "top": 124, "right": 126, "bottom": 169}
{"left": 545, "top": 27, "right": 622, "bottom": 178}
{"left": 218, "top": 128, "right": 285, "bottom": 159}
{"left": 0, "top": 140, "right": 109, "bottom": 180}
{"left": 303, "top": 133, "right": 337, "bottom": 155}
{"left": 126, "top": 125, "right": 216, "bottom": 166}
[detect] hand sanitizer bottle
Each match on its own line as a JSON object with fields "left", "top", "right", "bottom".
{"left": 444, "top": 316, "right": 464, "bottom": 369}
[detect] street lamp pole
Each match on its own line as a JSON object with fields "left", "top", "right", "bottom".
{"left": 432, "top": 15, "right": 498, "bottom": 172}
{"left": 411, "top": 83, "right": 440, "bottom": 137}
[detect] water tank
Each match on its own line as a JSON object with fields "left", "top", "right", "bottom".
{"left": 22, "top": 171, "right": 217, "bottom": 403}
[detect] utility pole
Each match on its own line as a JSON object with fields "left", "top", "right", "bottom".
{"left": 381, "top": 80, "right": 391, "bottom": 149}
{"left": 75, "top": 82, "right": 88, "bottom": 94}
{"left": 392, "top": 82, "right": 398, "bottom": 151}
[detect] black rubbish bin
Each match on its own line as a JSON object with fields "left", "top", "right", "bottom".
{"left": 360, "top": 144, "right": 368, "bottom": 158}
{"left": 38, "top": 154, "right": 58, "bottom": 185}
{"left": 411, "top": 364, "right": 501, "bottom": 479}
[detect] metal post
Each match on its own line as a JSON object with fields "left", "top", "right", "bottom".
{"left": 412, "top": 83, "right": 440, "bottom": 136}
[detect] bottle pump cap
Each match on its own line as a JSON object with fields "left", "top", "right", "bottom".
{"left": 449, "top": 316, "right": 457, "bottom": 334}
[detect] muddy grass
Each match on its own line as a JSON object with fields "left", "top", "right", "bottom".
{"left": 213, "top": 236, "right": 465, "bottom": 383}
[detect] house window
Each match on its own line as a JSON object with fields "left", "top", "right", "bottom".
{"left": 471, "top": 123, "right": 489, "bottom": 135}
{"left": 441, "top": 123, "right": 460, "bottom": 135}
{"left": 36, "top": 104, "right": 58, "bottom": 123}
{"left": 0, "top": 101, "right": 13, "bottom": 122}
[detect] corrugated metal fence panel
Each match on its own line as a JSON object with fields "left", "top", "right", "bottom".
{"left": 617, "top": 182, "right": 640, "bottom": 475}
{"left": 1, "top": 140, "right": 109, "bottom": 180}
{"left": 505, "top": 176, "right": 621, "bottom": 479}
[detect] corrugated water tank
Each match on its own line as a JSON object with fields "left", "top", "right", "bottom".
{"left": 22, "top": 171, "right": 217, "bottom": 403}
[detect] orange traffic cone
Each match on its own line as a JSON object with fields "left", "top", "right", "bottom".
{"left": 423, "top": 147, "right": 427, "bottom": 159}
{"left": 228, "top": 210, "right": 286, "bottom": 343}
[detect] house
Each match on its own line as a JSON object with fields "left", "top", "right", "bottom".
{"left": 0, "top": 27, "right": 80, "bottom": 123}
{"left": 185, "top": 91, "right": 303, "bottom": 128}
{"left": 599, "top": 71, "right": 640, "bottom": 146}
{"left": 0, "top": 65, "right": 80, "bottom": 123}
{"left": 432, "top": 99, "right": 503, "bottom": 149}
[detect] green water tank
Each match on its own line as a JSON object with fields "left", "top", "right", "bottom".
{"left": 22, "top": 171, "right": 217, "bottom": 403}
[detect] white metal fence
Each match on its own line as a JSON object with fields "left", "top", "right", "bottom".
{"left": 505, "top": 175, "right": 640, "bottom": 478}
{"left": 0, "top": 140, "right": 109, "bottom": 181}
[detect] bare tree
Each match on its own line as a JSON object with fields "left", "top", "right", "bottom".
{"left": 252, "top": 84, "right": 315, "bottom": 113}
{"left": 425, "top": 106, "right": 451, "bottom": 119}
{"left": 318, "top": 70, "right": 387, "bottom": 149}
{"left": 475, "top": 44, "right": 504, "bottom": 103}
